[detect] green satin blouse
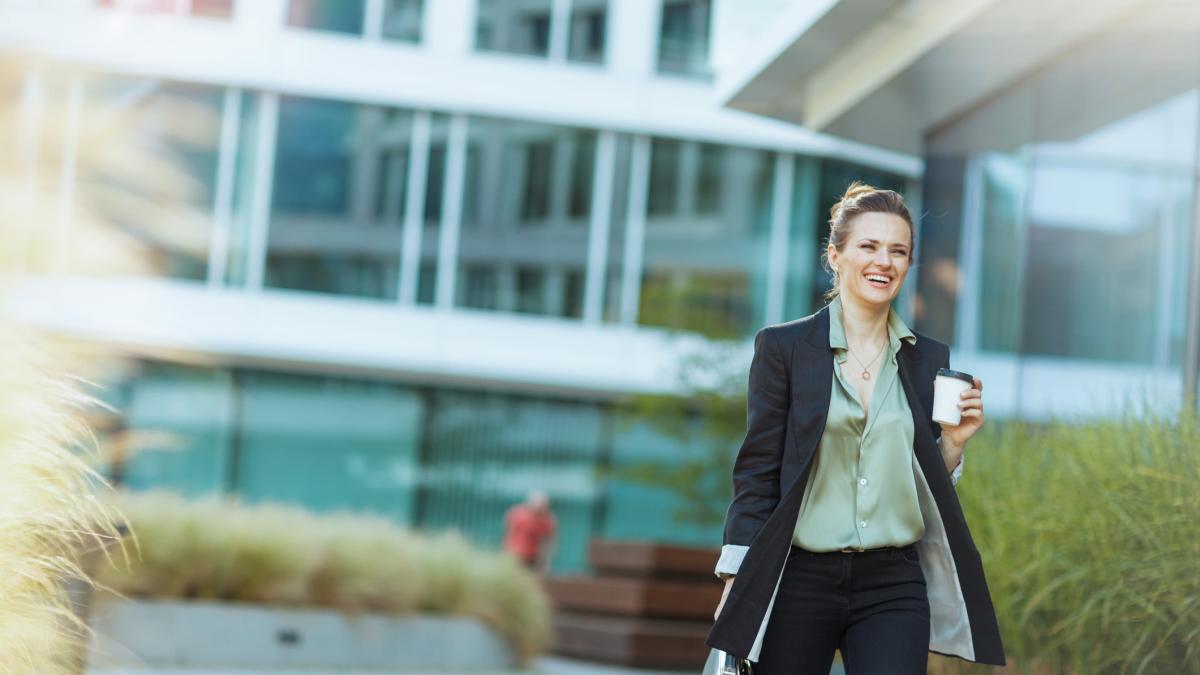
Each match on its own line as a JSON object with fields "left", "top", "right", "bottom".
{"left": 792, "top": 294, "right": 926, "bottom": 551}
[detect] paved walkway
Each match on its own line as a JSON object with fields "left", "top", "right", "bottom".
{"left": 90, "top": 655, "right": 846, "bottom": 675}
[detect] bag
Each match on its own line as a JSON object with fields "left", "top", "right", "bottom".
{"left": 702, "top": 648, "right": 753, "bottom": 675}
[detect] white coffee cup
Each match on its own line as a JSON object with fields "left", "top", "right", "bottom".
{"left": 933, "top": 368, "right": 974, "bottom": 426}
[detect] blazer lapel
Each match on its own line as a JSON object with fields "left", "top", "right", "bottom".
{"left": 896, "top": 341, "right": 944, "bottom": 476}
{"left": 782, "top": 306, "right": 833, "bottom": 497}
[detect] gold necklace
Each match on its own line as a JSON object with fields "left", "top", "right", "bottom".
{"left": 846, "top": 340, "right": 888, "bottom": 380}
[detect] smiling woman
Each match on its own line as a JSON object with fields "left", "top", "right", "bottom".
{"left": 707, "top": 182, "right": 1004, "bottom": 673}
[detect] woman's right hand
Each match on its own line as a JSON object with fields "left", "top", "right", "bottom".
{"left": 714, "top": 576, "right": 735, "bottom": 620}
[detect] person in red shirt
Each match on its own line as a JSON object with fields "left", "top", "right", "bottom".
{"left": 503, "top": 489, "right": 557, "bottom": 572}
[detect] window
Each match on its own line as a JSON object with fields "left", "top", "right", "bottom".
{"left": 382, "top": 0, "right": 424, "bottom": 42}
{"left": 476, "top": 0, "right": 609, "bottom": 63}
{"left": 419, "top": 390, "right": 604, "bottom": 572}
{"left": 520, "top": 140, "right": 555, "bottom": 222}
{"left": 287, "top": 0, "right": 364, "bottom": 35}
{"left": 639, "top": 138, "right": 775, "bottom": 338}
{"left": 235, "top": 371, "right": 423, "bottom": 523}
{"left": 658, "top": 0, "right": 711, "bottom": 78}
{"left": 568, "top": 132, "right": 596, "bottom": 218}
{"left": 104, "top": 363, "right": 236, "bottom": 496}
{"left": 286, "top": 0, "right": 425, "bottom": 41}
{"left": 568, "top": 0, "right": 608, "bottom": 63}
{"left": 475, "top": 0, "right": 554, "bottom": 57}
{"left": 647, "top": 138, "right": 681, "bottom": 216}
{"left": 267, "top": 97, "right": 423, "bottom": 300}
{"left": 455, "top": 118, "right": 599, "bottom": 318}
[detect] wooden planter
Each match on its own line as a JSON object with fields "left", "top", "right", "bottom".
{"left": 543, "top": 539, "right": 721, "bottom": 669}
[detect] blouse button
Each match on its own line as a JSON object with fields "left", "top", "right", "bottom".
{"left": 859, "top": 520, "right": 868, "bottom": 528}
{"left": 859, "top": 477, "right": 868, "bottom": 486}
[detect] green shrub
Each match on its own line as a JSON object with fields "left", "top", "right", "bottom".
{"left": 933, "top": 405, "right": 1199, "bottom": 674}
{"left": 98, "top": 491, "right": 552, "bottom": 664}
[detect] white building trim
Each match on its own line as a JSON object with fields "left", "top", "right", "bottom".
{"left": 434, "top": 113, "right": 468, "bottom": 309}
{"left": 207, "top": 87, "right": 241, "bottom": 287}
{"left": 245, "top": 92, "right": 278, "bottom": 291}
{"left": 582, "top": 130, "right": 617, "bottom": 324}
{"left": 0, "top": 5, "right": 920, "bottom": 177}
{"left": 398, "top": 110, "right": 432, "bottom": 305}
{"left": 618, "top": 135, "right": 650, "bottom": 325}
{"left": 3, "top": 275, "right": 1183, "bottom": 420}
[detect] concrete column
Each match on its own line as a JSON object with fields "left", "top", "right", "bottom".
{"left": 434, "top": 113, "right": 468, "bottom": 309}
{"left": 549, "top": 0, "right": 571, "bottom": 61}
{"left": 425, "top": 0, "right": 475, "bottom": 55}
{"left": 207, "top": 88, "right": 242, "bottom": 287}
{"left": 608, "top": 0, "right": 660, "bottom": 77}
{"left": 398, "top": 111, "right": 431, "bottom": 304}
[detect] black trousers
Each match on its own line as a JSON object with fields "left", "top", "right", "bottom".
{"left": 755, "top": 544, "right": 930, "bottom": 675}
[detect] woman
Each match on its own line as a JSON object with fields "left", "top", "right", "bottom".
{"left": 707, "top": 183, "right": 1005, "bottom": 674}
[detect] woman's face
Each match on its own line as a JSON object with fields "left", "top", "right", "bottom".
{"left": 827, "top": 212, "right": 912, "bottom": 308}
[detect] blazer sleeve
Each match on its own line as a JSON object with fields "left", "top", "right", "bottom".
{"left": 714, "top": 326, "right": 790, "bottom": 578}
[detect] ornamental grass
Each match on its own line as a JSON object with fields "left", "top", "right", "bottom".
{"left": 96, "top": 491, "right": 553, "bottom": 664}
{"left": 930, "top": 402, "right": 1199, "bottom": 675}
{"left": 0, "top": 57, "right": 157, "bottom": 673}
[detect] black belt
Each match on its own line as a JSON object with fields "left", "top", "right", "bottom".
{"left": 792, "top": 543, "right": 917, "bottom": 555}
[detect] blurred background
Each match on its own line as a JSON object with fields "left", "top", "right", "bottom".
{"left": 1, "top": 0, "right": 1198, "bottom": 673}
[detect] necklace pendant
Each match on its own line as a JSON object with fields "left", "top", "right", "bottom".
{"left": 861, "top": 371, "right": 871, "bottom": 380}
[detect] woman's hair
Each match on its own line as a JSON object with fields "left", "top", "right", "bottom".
{"left": 821, "top": 181, "right": 915, "bottom": 302}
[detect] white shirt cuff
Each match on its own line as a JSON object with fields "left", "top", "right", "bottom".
{"left": 950, "top": 452, "right": 964, "bottom": 486}
{"left": 714, "top": 544, "right": 749, "bottom": 578}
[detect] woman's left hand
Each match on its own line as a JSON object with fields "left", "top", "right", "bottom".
{"left": 938, "top": 376, "right": 984, "bottom": 451}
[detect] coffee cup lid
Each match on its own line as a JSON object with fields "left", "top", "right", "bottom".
{"left": 936, "top": 368, "right": 974, "bottom": 384}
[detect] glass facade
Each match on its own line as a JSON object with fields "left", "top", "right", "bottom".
{"left": 72, "top": 74, "right": 895, "bottom": 334}
{"left": 267, "top": 97, "right": 414, "bottom": 300}
{"left": 657, "top": 0, "right": 711, "bottom": 78}
{"left": 106, "top": 363, "right": 236, "bottom": 497}
{"left": 418, "top": 390, "right": 605, "bottom": 571}
{"left": 922, "top": 6, "right": 1200, "bottom": 414}
{"left": 234, "top": 371, "right": 423, "bottom": 523}
{"left": 107, "top": 361, "right": 678, "bottom": 573}
{"left": 601, "top": 418, "right": 723, "bottom": 547}
{"left": 639, "top": 138, "right": 775, "bottom": 338}
{"left": 456, "top": 117, "right": 598, "bottom": 317}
